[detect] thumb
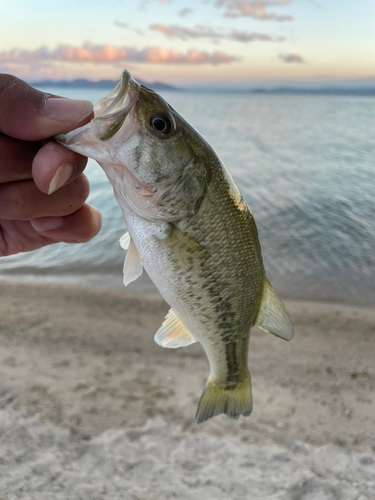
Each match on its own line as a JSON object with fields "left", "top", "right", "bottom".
{"left": 0, "top": 74, "right": 93, "bottom": 141}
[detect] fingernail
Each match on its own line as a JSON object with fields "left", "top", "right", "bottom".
{"left": 44, "top": 97, "right": 93, "bottom": 123}
{"left": 31, "top": 217, "right": 64, "bottom": 232}
{"left": 48, "top": 162, "right": 74, "bottom": 195}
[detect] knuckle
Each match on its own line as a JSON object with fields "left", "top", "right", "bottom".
{"left": 0, "top": 75, "right": 31, "bottom": 105}
{"left": 80, "top": 223, "right": 100, "bottom": 243}
{"left": 72, "top": 174, "right": 90, "bottom": 202}
{"left": 0, "top": 75, "right": 45, "bottom": 138}
{"left": 73, "top": 152, "right": 88, "bottom": 174}
{"left": 56, "top": 175, "right": 90, "bottom": 214}
{"left": 78, "top": 208, "right": 101, "bottom": 243}
{"left": 0, "top": 182, "right": 26, "bottom": 219}
{"left": 78, "top": 232, "right": 94, "bottom": 243}
{"left": 0, "top": 75, "right": 17, "bottom": 99}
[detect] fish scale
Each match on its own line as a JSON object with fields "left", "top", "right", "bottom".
{"left": 193, "top": 168, "right": 263, "bottom": 382}
{"left": 56, "top": 69, "right": 293, "bottom": 423}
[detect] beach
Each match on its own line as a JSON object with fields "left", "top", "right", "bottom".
{"left": 0, "top": 280, "right": 374, "bottom": 499}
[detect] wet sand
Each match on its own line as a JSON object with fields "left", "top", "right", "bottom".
{"left": 0, "top": 280, "right": 374, "bottom": 499}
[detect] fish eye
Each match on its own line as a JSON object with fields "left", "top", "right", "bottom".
{"left": 150, "top": 113, "right": 172, "bottom": 136}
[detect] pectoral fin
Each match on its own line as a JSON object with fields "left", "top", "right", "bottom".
{"left": 158, "top": 225, "right": 205, "bottom": 269}
{"left": 120, "top": 233, "right": 143, "bottom": 286}
{"left": 119, "top": 231, "right": 131, "bottom": 250}
{"left": 155, "top": 308, "right": 196, "bottom": 348}
{"left": 254, "top": 278, "right": 294, "bottom": 341}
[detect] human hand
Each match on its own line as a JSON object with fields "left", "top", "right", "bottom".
{"left": 0, "top": 74, "right": 101, "bottom": 257}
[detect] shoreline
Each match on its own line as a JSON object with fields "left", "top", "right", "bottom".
{"left": 1, "top": 278, "right": 374, "bottom": 445}
{"left": 1, "top": 274, "right": 374, "bottom": 309}
{"left": 0, "top": 279, "right": 374, "bottom": 498}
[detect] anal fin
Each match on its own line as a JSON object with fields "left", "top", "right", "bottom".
{"left": 155, "top": 308, "right": 196, "bottom": 348}
{"left": 254, "top": 278, "right": 294, "bottom": 341}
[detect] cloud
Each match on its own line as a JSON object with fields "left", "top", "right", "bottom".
{"left": 114, "top": 21, "right": 144, "bottom": 35}
{"left": 279, "top": 53, "right": 305, "bottom": 63}
{"left": 0, "top": 62, "right": 66, "bottom": 80}
{"left": 0, "top": 43, "right": 239, "bottom": 67}
{"left": 142, "top": 47, "right": 238, "bottom": 64}
{"left": 216, "top": 0, "right": 293, "bottom": 22}
{"left": 178, "top": 8, "right": 192, "bottom": 17}
{"left": 114, "top": 21, "right": 127, "bottom": 29}
{"left": 149, "top": 24, "right": 284, "bottom": 42}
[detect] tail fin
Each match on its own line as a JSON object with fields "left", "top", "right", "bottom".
{"left": 195, "top": 372, "right": 252, "bottom": 424}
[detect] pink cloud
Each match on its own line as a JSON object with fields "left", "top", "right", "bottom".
{"left": 0, "top": 43, "right": 238, "bottom": 66}
{"left": 55, "top": 44, "right": 130, "bottom": 63}
{"left": 0, "top": 62, "right": 66, "bottom": 80}
{"left": 216, "top": 0, "right": 293, "bottom": 22}
{"left": 279, "top": 53, "right": 305, "bottom": 63}
{"left": 150, "top": 24, "right": 283, "bottom": 42}
{"left": 143, "top": 47, "right": 238, "bottom": 64}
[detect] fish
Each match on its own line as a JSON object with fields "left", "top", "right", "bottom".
{"left": 56, "top": 70, "right": 293, "bottom": 423}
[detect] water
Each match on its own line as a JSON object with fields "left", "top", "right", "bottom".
{"left": 1, "top": 88, "right": 374, "bottom": 304}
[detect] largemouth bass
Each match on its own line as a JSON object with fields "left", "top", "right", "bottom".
{"left": 56, "top": 70, "right": 293, "bottom": 423}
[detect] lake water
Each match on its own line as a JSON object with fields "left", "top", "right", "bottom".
{"left": 1, "top": 87, "right": 374, "bottom": 305}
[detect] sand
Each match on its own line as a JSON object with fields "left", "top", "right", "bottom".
{"left": 0, "top": 280, "right": 374, "bottom": 499}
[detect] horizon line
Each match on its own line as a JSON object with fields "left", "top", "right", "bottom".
{"left": 29, "top": 78, "right": 375, "bottom": 96}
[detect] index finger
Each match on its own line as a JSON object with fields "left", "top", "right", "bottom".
{"left": 0, "top": 74, "right": 93, "bottom": 141}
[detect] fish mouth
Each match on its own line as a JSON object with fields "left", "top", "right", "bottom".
{"left": 93, "top": 69, "right": 132, "bottom": 120}
{"left": 55, "top": 69, "right": 139, "bottom": 159}
{"left": 91, "top": 69, "right": 135, "bottom": 141}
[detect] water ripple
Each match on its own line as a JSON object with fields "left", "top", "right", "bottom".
{"left": 1, "top": 90, "right": 374, "bottom": 304}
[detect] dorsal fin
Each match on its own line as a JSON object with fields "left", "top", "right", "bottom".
{"left": 155, "top": 308, "right": 196, "bottom": 348}
{"left": 120, "top": 233, "right": 143, "bottom": 286}
{"left": 254, "top": 278, "right": 294, "bottom": 341}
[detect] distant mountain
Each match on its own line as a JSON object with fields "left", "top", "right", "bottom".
{"left": 249, "top": 86, "right": 375, "bottom": 96}
{"left": 31, "top": 78, "right": 180, "bottom": 92}
{"left": 30, "top": 80, "right": 375, "bottom": 96}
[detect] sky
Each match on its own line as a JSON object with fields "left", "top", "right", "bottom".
{"left": 1, "top": 0, "right": 375, "bottom": 89}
